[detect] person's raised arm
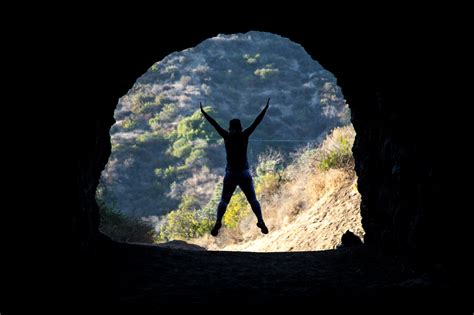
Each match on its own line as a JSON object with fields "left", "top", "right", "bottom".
{"left": 200, "top": 102, "right": 228, "bottom": 138}
{"left": 243, "top": 98, "right": 270, "bottom": 136}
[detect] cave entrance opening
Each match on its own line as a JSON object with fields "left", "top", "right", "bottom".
{"left": 96, "top": 31, "right": 363, "bottom": 251}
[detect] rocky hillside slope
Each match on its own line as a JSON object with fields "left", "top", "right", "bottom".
{"left": 222, "top": 169, "right": 362, "bottom": 252}
{"left": 190, "top": 126, "right": 363, "bottom": 251}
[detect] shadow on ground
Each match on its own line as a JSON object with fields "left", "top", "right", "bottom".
{"left": 78, "top": 239, "right": 466, "bottom": 311}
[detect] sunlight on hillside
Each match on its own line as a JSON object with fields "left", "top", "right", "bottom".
{"left": 188, "top": 125, "right": 363, "bottom": 251}
{"left": 95, "top": 31, "right": 362, "bottom": 250}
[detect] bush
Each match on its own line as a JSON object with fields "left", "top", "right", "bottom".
{"left": 157, "top": 150, "right": 288, "bottom": 240}
{"left": 222, "top": 190, "right": 250, "bottom": 228}
{"left": 176, "top": 107, "right": 214, "bottom": 141}
{"left": 255, "top": 150, "right": 285, "bottom": 178}
{"left": 170, "top": 138, "right": 192, "bottom": 158}
{"left": 185, "top": 148, "right": 206, "bottom": 165}
{"left": 156, "top": 103, "right": 178, "bottom": 123}
{"left": 254, "top": 150, "right": 285, "bottom": 197}
{"left": 157, "top": 194, "right": 216, "bottom": 242}
{"left": 122, "top": 118, "right": 137, "bottom": 130}
{"left": 157, "top": 208, "right": 206, "bottom": 241}
{"left": 318, "top": 126, "right": 355, "bottom": 171}
{"left": 130, "top": 93, "right": 156, "bottom": 114}
{"left": 256, "top": 172, "right": 281, "bottom": 197}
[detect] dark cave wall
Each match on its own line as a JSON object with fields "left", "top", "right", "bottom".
{"left": 75, "top": 23, "right": 455, "bottom": 264}
{"left": 75, "top": 112, "right": 113, "bottom": 249}
{"left": 75, "top": 30, "right": 222, "bottom": 251}
{"left": 350, "top": 93, "right": 444, "bottom": 256}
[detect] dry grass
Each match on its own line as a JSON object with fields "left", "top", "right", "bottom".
{"left": 191, "top": 125, "right": 363, "bottom": 251}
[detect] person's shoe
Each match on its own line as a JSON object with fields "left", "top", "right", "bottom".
{"left": 257, "top": 222, "right": 269, "bottom": 234}
{"left": 211, "top": 222, "right": 222, "bottom": 237}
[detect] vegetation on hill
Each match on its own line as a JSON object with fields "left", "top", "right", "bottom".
{"left": 98, "top": 125, "right": 359, "bottom": 247}
{"left": 98, "top": 31, "right": 349, "bottom": 222}
{"left": 157, "top": 125, "right": 360, "bottom": 248}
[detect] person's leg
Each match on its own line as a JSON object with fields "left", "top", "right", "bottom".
{"left": 211, "top": 172, "right": 237, "bottom": 236}
{"left": 239, "top": 170, "right": 268, "bottom": 234}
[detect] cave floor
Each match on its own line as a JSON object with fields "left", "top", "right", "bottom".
{"left": 81, "top": 240, "right": 464, "bottom": 310}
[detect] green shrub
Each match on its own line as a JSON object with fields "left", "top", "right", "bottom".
{"left": 122, "top": 118, "right": 137, "bottom": 130}
{"left": 157, "top": 103, "right": 178, "bottom": 122}
{"left": 255, "top": 150, "right": 284, "bottom": 178}
{"left": 137, "top": 101, "right": 159, "bottom": 114}
{"left": 136, "top": 132, "right": 161, "bottom": 143}
{"left": 156, "top": 208, "right": 202, "bottom": 241}
{"left": 318, "top": 126, "right": 355, "bottom": 171}
{"left": 185, "top": 149, "right": 206, "bottom": 165}
{"left": 130, "top": 93, "right": 156, "bottom": 114}
{"left": 170, "top": 138, "right": 192, "bottom": 158}
{"left": 157, "top": 194, "right": 216, "bottom": 242}
{"left": 176, "top": 107, "right": 214, "bottom": 140}
{"left": 222, "top": 190, "right": 250, "bottom": 228}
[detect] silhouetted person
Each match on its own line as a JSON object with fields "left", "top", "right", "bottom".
{"left": 200, "top": 98, "right": 270, "bottom": 236}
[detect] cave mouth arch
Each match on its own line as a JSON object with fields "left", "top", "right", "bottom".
{"left": 96, "top": 30, "right": 363, "bottom": 251}
{"left": 70, "top": 22, "right": 466, "bottom": 309}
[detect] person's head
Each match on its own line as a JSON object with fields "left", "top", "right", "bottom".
{"left": 229, "top": 118, "right": 242, "bottom": 133}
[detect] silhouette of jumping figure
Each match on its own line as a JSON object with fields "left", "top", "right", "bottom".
{"left": 200, "top": 98, "right": 270, "bottom": 237}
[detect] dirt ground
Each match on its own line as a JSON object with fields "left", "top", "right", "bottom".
{"left": 80, "top": 240, "right": 467, "bottom": 312}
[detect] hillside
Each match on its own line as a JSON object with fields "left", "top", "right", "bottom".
{"left": 179, "top": 125, "right": 364, "bottom": 251}
{"left": 99, "top": 31, "right": 349, "bottom": 219}
{"left": 219, "top": 169, "right": 362, "bottom": 252}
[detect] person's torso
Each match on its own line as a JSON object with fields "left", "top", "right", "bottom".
{"left": 224, "top": 132, "right": 249, "bottom": 171}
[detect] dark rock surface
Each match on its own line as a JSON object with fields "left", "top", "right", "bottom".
{"left": 340, "top": 230, "right": 363, "bottom": 247}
